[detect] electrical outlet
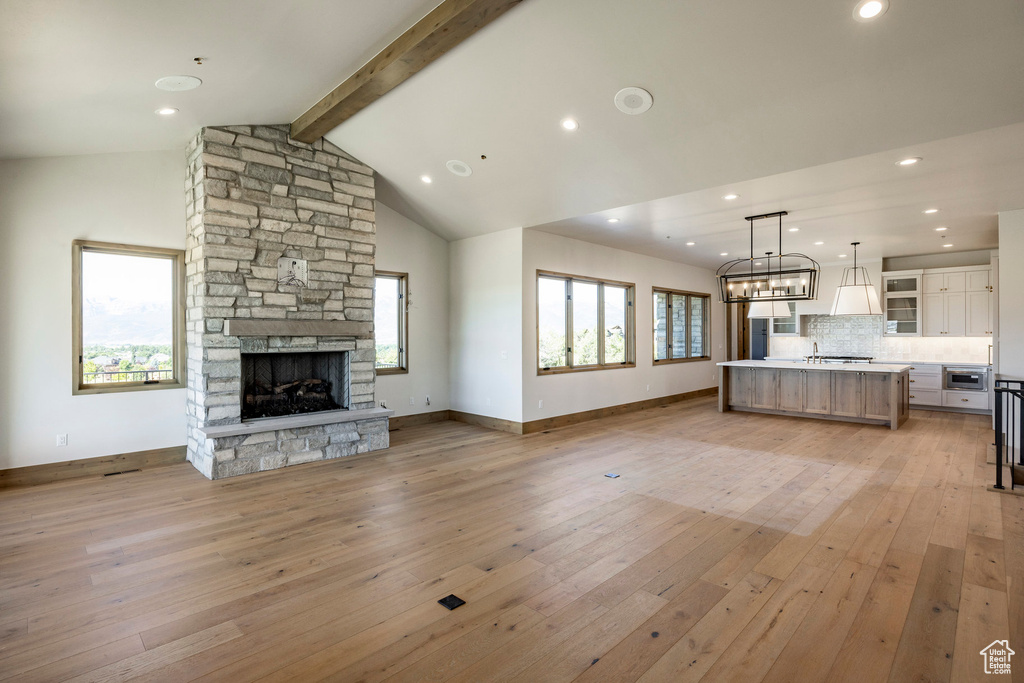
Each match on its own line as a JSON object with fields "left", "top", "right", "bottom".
{"left": 646, "top": 384, "right": 650, "bottom": 392}
{"left": 409, "top": 396, "right": 415, "bottom": 405}
{"left": 426, "top": 395, "right": 430, "bottom": 406}
{"left": 486, "top": 397, "right": 491, "bottom": 407}
{"left": 538, "top": 399, "right": 543, "bottom": 409}
{"left": 380, "top": 400, "right": 387, "bottom": 409}
{"left": 501, "top": 350, "right": 508, "bottom": 360}
{"left": 56, "top": 434, "right": 68, "bottom": 447}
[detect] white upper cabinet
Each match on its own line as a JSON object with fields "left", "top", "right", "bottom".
{"left": 967, "top": 290, "right": 994, "bottom": 336}
{"left": 769, "top": 302, "right": 800, "bottom": 336}
{"left": 882, "top": 271, "right": 922, "bottom": 337}
{"left": 967, "top": 269, "right": 991, "bottom": 292}
{"left": 917, "top": 265, "right": 993, "bottom": 337}
{"left": 924, "top": 271, "right": 966, "bottom": 293}
{"left": 923, "top": 292, "right": 944, "bottom": 337}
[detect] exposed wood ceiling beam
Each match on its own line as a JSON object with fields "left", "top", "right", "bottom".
{"left": 291, "top": 0, "right": 523, "bottom": 143}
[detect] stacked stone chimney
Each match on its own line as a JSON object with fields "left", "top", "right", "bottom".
{"left": 183, "top": 125, "right": 389, "bottom": 479}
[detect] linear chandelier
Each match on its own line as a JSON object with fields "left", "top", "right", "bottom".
{"left": 717, "top": 211, "right": 820, "bottom": 305}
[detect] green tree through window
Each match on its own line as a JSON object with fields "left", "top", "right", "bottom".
{"left": 537, "top": 272, "right": 635, "bottom": 373}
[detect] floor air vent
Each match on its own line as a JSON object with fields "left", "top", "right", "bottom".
{"left": 103, "top": 469, "right": 141, "bottom": 477}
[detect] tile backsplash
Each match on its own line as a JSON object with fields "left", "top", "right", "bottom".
{"left": 770, "top": 315, "right": 992, "bottom": 363}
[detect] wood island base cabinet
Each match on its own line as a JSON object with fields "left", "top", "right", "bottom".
{"left": 719, "top": 364, "right": 910, "bottom": 431}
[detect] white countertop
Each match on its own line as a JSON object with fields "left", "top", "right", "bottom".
{"left": 719, "top": 360, "right": 911, "bottom": 373}
{"left": 766, "top": 356, "right": 990, "bottom": 367}
{"left": 873, "top": 360, "right": 990, "bottom": 367}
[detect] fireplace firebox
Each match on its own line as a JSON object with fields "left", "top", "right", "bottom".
{"left": 240, "top": 351, "right": 349, "bottom": 421}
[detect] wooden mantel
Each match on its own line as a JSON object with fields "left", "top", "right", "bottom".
{"left": 222, "top": 320, "right": 372, "bottom": 338}
{"left": 291, "top": 0, "right": 524, "bottom": 143}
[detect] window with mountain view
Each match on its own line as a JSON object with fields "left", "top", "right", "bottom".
{"left": 72, "top": 240, "right": 185, "bottom": 394}
{"left": 374, "top": 272, "right": 407, "bottom": 373}
{"left": 537, "top": 272, "right": 635, "bottom": 373}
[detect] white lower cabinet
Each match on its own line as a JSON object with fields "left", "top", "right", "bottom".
{"left": 902, "top": 362, "right": 991, "bottom": 412}
{"left": 909, "top": 389, "right": 941, "bottom": 406}
{"left": 907, "top": 364, "right": 941, "bottom": 406}
{"left": 942, "top": 390, "right": 988, "bottom": 410}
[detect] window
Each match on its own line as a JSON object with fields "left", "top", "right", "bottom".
{"left": 653, "top": 288, "right": 710, "bottom": 363}
{"left": 72, "top": 240, "right": 185, "bottom": 395}
{"left": 374, "top": 272, "right": 407, "bottom": 373}
{"left": 537, "top": 271, "right": 635, "bottom": 373}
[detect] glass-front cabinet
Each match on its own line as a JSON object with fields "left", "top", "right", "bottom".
{"left": 882, "top": 270, "right": 922, "bottom": 336}
{"left": 770, "top": 302, "right": 800, "bottom": 336}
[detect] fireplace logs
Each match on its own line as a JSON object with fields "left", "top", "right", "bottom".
{"left": 239, "top": 350, "right": 349, "bottom": 421}
{"left": 243, "top": 378, "right": 340, "bottom": 419}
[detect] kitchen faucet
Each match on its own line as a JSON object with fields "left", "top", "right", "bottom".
{"left": 812, "top": 342, "right": 819, "bottom": 364}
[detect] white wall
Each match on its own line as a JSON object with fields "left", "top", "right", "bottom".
{"left": 884, "top": 250, "right": 993, "bottom": 271}
{"left": 521, "top": 230, "right": 724, "bottom": 423}
{"left": 448, "top": 228, "right": 523, "bottom": 422}
{"left": 374, "top": 203, "right": 450, "bottom": 416}
{"left": 0, "top": 152, "right": 186, "bottom": 469}
{"left": 998, "top": 209, "right": 1024, "bottom": 379}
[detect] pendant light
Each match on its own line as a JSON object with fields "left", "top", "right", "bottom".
{"left": 830, "top": 242, "right": 882, "bottom": 316}
{"left": 747, "top": 252, "right": 792, "bottom": 318}
{"left": 718, "top": 211, "right": 819, "bottom": 305}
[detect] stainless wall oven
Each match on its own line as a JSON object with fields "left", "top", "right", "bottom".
{"left": 943, "top": 367, "right": 988, "bottom": 392}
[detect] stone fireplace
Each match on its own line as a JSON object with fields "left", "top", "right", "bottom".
{"left": 240, "top": 349, "right": 350, "bottom": 420}
{"left": 184, "top": 124, "right": 391, "bottom": 479}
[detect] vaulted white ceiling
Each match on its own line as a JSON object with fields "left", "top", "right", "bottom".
{"left": 0, "top": 0, "right": 440, "bottom": 158}
{"left": 3, "top": 0, "right": 1023, "bottom": 264}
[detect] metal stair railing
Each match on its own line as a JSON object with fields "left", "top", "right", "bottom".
{"left": 994, "top": 379, "right": 1024, "bottom": 490}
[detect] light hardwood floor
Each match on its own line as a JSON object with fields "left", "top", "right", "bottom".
{"left": 1, "top": 397, "right": 1020, "bottom": 682}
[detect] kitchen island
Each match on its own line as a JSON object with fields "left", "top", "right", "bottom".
{"left": 718, "top": 360, "right": 911, "bottom": 430}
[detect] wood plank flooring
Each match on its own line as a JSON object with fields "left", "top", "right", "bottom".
{"left": 1, "top": 397, "right": 1019, "bottom": 682}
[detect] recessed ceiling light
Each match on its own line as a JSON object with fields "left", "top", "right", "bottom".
{"left": 943, "top": 243, "right": 954, "bottom": 248}
{"left": 446, "top": 160, "right": 472, "bottom": 177}
{"left": 755, "top": 262, "right": 763, "bottom": 266}
{"left": 814, "top": 241, "right": 825, "bottom": 245}
{"left": 154, "top": 75, "right": 202, "bottom": 91}
{"left": 838, "top": 254, "right": 848, "bottom": 258}
{"left": 923, "top": 208, "right": 939, "bottom": 214}
{"left": 853, "top": 0, "right": 888, "bottom": 22}
{"left": 897, "top": 157, "right": 922, "bottom": 166}
{"left": 722, "top": 194, "right": 740, "bottom": 201}
{"left": 685, "top": 241, "right": 695, "bottom": 246}
{"left": 561, "top": 118, "right": 579, "bottom": 131}
{"left": 607, "top": 218, "right": 619, "bottom": 223}
{"left": 788, "top": 227, "right": 799, "bottom": 232}
{"left": 720, "top": 252, "right": 729, "bottom": 256}
{"left": 155, "top": 107, "right": 178, "bottom": 116}
{"left": 420, "top": 175, "right": 432, "bottom": 184}
{"left": 935, "top": 226, "right": 947, "bottom": 231}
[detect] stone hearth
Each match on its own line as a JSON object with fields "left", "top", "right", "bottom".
{"left": 184, "top": 124, "right": 390, "bottom": 479}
